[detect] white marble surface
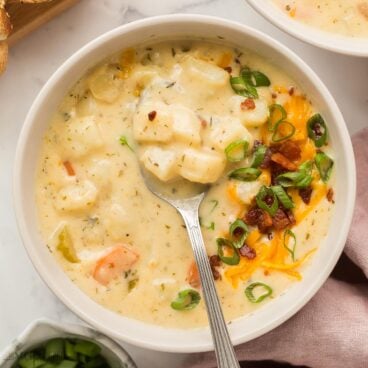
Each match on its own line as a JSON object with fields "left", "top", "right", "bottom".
{"left": 0, "top": 0, "right": 367, "bottom": 367}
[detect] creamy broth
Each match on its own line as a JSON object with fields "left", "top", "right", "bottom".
{"left": 35, "top": 41, "right": 334, "bottom": 328}
{"left": 273, "top": 0, "right": 368, "bottom": 38}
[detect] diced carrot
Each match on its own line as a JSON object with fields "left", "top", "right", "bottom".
{"left": 93, "top": 245, "right": 139, "bottom": 286}
{"left": 271, "top": 152, "right": 297, "bottom": 171}
{"left": 63, "top": 161, "right": 75, "bottom": 176}
{"left": 187, "top": 260, "right": 200, "bottom": 288}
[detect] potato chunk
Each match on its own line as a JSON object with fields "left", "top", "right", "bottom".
{"left": 183, "top": 56, "right": 229, "bottom": 87}
{"left": 208, "top": 116, "right": 253, "bottom": 151}
{"left": 133, "top": 101, "right": 173, "bottom": 143}
{"left": 235, "top": 181, "right": 263, "bottom": 205}
{"left": 63, "top": 116, "right": 103, "bottom": 159}
{"left": 55, "top": 180, "right": 98, "bottom": 212}
{"left": 170, "top": 104, "right": 201, "bottom": 145}
{"left": 232, "top": 96, "right": 270, "bottom": 127}
{"left": 140, "top": 146, "right": 178, "bottom": 181}
{"left": 178, "top": 149, "right": 226, "bottom": 184}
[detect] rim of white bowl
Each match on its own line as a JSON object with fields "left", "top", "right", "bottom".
{"left": 0, "top": 318, "right": 137, "bottom": 368}
{"left": 13, "top": 14, "right": 356, "bottom": 353}
{"left": 247, "top": 0, "right": 368, "bottom": 57}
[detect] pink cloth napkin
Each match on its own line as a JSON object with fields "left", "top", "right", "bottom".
{"left": 186, "top": 128, "right": 368, "bottom": 368}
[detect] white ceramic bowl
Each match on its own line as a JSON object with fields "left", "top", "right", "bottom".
{"left": 0, "top": 319, "right": 136, "bottom": 368}
{"left": 247, "top": 0, "right": 368, "bottom": 57}
{"left": 14, "top": 14, "right": 356, "bottom": 353}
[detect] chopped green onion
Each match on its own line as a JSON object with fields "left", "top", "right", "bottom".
{"left": 271, "top": 185, "right": 294, "bottom": 209}
{"left": 64, "top": 341, "right": 77, "bottom": 361}
{"left": 57, "top": 361, "right": 78, "bottom": 368}
{"left": 230, "top": 76, "right": 258, "bottom": 98}
{"left": 229, "top": 219, "right": 249, "bottom": 248}
{"left": 225, "top": 139, "right": 249, "bottom": 162}
{"left": 228, "top": 167, "right": 261, "bottom": 181}
{"left": 268, "top": 104, "right": 287, "bottom": 131}
{"left": 251, "top": 144, "right": 267, "bottom": 168}
{"left": 18, "top": 354, "right": 46, "bottom": 368}
{"left": 307, "top": 114, "right": 328, "bottom": 147}
{"left": 206, "top": 222, "right": 215, "bottom": 230}
{"left": 217, "top": 238, "right": 240, "bottom": 265}
{"left": 171, "top": 289, "right": 201, "bottom": 310}
{"left": 315, "top": 152, "right": 334, "bottom": 182}
{"left": 272, "top": 121, "right": 296, "bottom": 142}
{"left": 276, "top": 171, "right": 312, "bottom": 188}
{"left": 119, "top": 135, "right": 134, "bottom": 152}
{"left": 299, "top": 160, "right": 314, "bottom": 173}
{"left": 45, "top": 339, "right": 64, "bottom": 362}
{"left": 284, "top": 229, "right": 296, "bottom": 261}
{"left": 245, "top": 282, "right": 273, "bottom": 303}
{"left": 240, "top": 67, "right": 271, "bottom": 87}
{"left": 74, "top": 340, "right": 101, "bottom": 358}
{"left": 256, "top": 186, "right": 279, "bottom": 216}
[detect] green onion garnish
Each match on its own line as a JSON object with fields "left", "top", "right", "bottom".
{"left": 18, "top": 354, "right": 46, "bottom": 368}
{"left": 307, "top": 114, "right": 328, "bottom": 147}
{"left": 229, "top": 219, "right": 249, "bottom": 249}
{"left": 230, "top": 76, "right": 258, "bottom": 98}
{"left": 272, "top": 121, "right": 296, "bottom": 142}
{"left": 284, "top": 229, "right": 296, "bottom": 261}
{"left": 45, "top": 339, "right": 64, "bottom": 362}
{"left": 119, "top": 135, "right": 134, "bottom": 151}
{"left": 276, "top": 161, "right": 314, "bottom": 188}
{"left": 241, "top": 67, "right": 271, "bottom": 87}
{"left": 315, "top": 152, "right": 334, "bottom": 182}
{"left": 271, "top": 185, "right": 294, "bottom": 209}
{"left": 217, "top": 238, "right": 240, "bottom": 265}
{"left": 228, "top": 167, "right": 262, "bottom": 181}
{"left": 256, "top": 186, "right": 279, "bottom": 216}
{"left": 251, "top": 144, "right": 267, "bottom": 168}
{"left": 225, "top": 139, "right": 249, "bottom": 162}
{"left": 74, "top": 340, "right": 101, "bottom": 358}
{"left": 245, "top": 282, "right": 273, "bottom": 303}
{"left": 171, "top": 289, "right": 201, "bottom": 310}
{"left": 268, "top": 104, "right": 287, "bottom": 131}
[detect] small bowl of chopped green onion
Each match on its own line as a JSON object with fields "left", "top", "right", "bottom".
{"left": 0, "top": 319, "right": 136, "bottom": 368}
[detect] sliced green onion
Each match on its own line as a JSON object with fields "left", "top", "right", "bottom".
{"left": 268, "top": 104, "right": 287, "bottom": 131}
{"left": 299, "top": 160, "right": 314, "bottom": 173}
{"left": 315, "top": 152, "right": 334, "bottom": 182}
{"left": 18, "top": 354, "right": 46, "bottom": 368}
{"left": 225, "top": 140, "right": 249, "bottom": 162}
{"left": 119, "top": 135, "right": 134, "bottom": 151}
{"left": 271, "top": 185, "right": 294, "bottom": 209}
{"left": 64, "top": 341, "right": 77, "bottom": 361}
{"left": 272, "top": 121, "right": 296, "bottom": 142}
{"left": 45, "top": 339, "right": 64, "bottom": 362}
{"left": 284, "top": 229, "right": 296, "bottom": 262}
{"left": 171, "top": 289, "right": 201, "bottom": 310}
{"left": 276, "top": 171, "right": 312, "bottom": 189}
{"left": 57, "top": 361, "right": 78, "bottom": 368}
{"left": 230, "top": 76, "right": 258, "bottom": 98}
{"left": 240, "top": 67, "right": 271, "bottom": 87}
{"left": 228, "top": 167, "right": 261, "bottom": 181}
{"left": 245, "top": 282, "right": 273, "bottom": 303}
{"left": 74, "top": 340, "right": 101, "bottom": 358}
{"left": 229, "top": 219, "right": 249, "bottom": 248}
{"left": 256, "top": 186, "right": 279, "bottom": 216}
{"left": 251, "top": 144, "right": 267, "bottom": 168}
{"left": 307, "top": 114, "right": 328, "bottom": 147}
{"left": 217, "top": 238, "right": 240, "bottom": 265}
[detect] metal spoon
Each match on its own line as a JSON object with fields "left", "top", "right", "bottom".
{"left": 140, "top": 170, "right": 240, "bottom": 368}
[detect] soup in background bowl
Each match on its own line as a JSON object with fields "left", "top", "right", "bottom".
{"left": 14, "top": 15, "right": 355, "bottom": 352}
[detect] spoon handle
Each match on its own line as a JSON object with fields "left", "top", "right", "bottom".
{"left": 179, "top": 207, "right": 240, "bottom": 368}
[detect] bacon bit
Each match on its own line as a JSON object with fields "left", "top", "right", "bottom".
{"left": 148, "top": 110, "right": 157, "bottom": 121}
{"left": 241, "top": 98, "right": 256, "bottom": 111}
{"left": 358, "top": 2, "right": 368, "bottom": 20}
{"left": 223, "top": 66, "right": 232, "bottom": 73}
{"left": 270, "top": 162, "right": 287, "bottom": 185}
{"left": 63, "top": 161, "right": 75, "bottom": 176}
{"left": 271, "top": 152, "right": 298, "bottom": 171}
{"left": 272, "top": 209, "right": 291, "bottom": 231}
{"left": 258, "top": 211, "right": 273, "bottom": 233}
{"left": 288, "top": 87, "right": 295, "bottom": 96}
{"left": 327, "top": 188, "right": 335, "bottom": 203}
{"left": 299, "top": 187, "right": 313, "bottom": 204}
{"left": 271, "top": 92, "right": 277, "bottom": 99}
{"left": 239, "top": 244, "right": 256, "bottom": 259}
{"left": 209, "top": 255, "right": 222, "bottom": 281}
{"left": 278, "top": 140, "right": 301, "bottom": 161}
{"left": 244, "top": 207, "right": 263, "bottom": 226}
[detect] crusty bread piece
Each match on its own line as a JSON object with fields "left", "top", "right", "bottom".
{"left": 0, "top": 40, "right": 8, "bottom": 74}
{"left": 0, "top": 8, "right": 11, "bottom": 41}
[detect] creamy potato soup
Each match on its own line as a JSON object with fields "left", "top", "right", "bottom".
{"left": 273, "top": 0, "right": 368, "bottom": 38}
{"left": 36, "top": 40, "right": 335, "bottom": 328}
